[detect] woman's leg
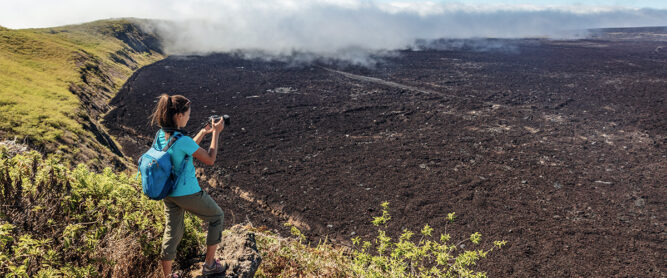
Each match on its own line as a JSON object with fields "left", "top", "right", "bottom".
{"left": 170, "top": 191, "right": 224, "bottom": 266}
{"left": 160, "top": 260, "right": 173, "bottom": 277}
{"left": 205, "top": 244, "right": 217, "bottom": 265}
{"left": 161, "top": 198, "right": 186, "bottom": 276}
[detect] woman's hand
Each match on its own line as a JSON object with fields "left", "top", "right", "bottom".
{"left": 212, "top": 117, "right": 224, "bottom": 133}
{"left": 194, "top": 118, "right": 221, "bottom": 144}
{"left": 201, "top": 121, "right": 214, "bottom": 134}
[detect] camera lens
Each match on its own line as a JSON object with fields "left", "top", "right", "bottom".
{"left": 223, "top": 115, "right": 231, "bottom": 126}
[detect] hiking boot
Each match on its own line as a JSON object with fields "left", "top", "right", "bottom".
{"left": 202, "top": 258, "right": 227, "bottom": 276}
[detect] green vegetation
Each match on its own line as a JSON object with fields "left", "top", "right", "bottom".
{"left": 0, "top": 142, "right": 505, "bottom": 277}
{"left": 253, "top": 202, "right": 506, "bottom": 277}
{"left": 0, "top": 19, "right": 172, "bottom": 276}
{"left": 0, "top": 146, "right": 205, "bottom": 277}
{"left": 0, "top": 19, "right": 164, "bottom": 168}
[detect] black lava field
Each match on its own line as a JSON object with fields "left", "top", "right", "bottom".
{"left": 104, "top": 29, "right": 666, "bottom": 277}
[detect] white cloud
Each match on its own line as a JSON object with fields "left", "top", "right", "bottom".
{"left": 2, "top": 0, "right": 666, "bottom": 64}
{"left": 138, "top": 1, "right": 666, "bottom": 53}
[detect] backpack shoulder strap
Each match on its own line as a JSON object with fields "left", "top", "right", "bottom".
{"left": 151, "top": 130, "right": 162, "bottom": 150}
{"left": 170, "top": 135, "right": 190, "bottom": 187}
{"left": 172, "top": 154, "right": 190, "bottom": 185}
{"left": 162, "top": 132, "right": 183, "bottom": 152}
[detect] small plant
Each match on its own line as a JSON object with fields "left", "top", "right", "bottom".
{"left": 350, "top": 202, "right": 506, "bottom": 277}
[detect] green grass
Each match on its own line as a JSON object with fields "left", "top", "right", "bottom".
{"left": 0, "top": 19, "right": 164, "bottom": 167}
{"left": 0, "top": 29, "right": 80, "bottom": 143}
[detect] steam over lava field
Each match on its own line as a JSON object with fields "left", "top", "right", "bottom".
{"left": 104, "top": 29, "right": 666, "bottom": 277}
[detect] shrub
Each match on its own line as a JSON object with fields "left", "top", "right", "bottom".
{"left": 0, "top": 146, "right": 205, "bottom": 277}
{"left": 350, "top": 202, "right": 506, "bottom": 277}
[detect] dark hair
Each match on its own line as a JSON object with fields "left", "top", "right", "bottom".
{"left": 150, "top": 94, "right": 190, "bottom": 131}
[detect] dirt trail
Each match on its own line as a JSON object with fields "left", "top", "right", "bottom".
{"left": 322, "top": 66, "right": 502, "bottom": 109}
{"left": 321, "top": 66, "right": 437, "bottom": 95}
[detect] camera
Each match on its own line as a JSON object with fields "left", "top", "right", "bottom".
{"left": 196, "top": 114, "right": 231, "bottom": 133}
{"left": 208, "top": 114, "right": 231, "bottom": 126}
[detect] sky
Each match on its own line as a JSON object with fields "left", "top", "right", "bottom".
{"left": 1, "top": 0, "right": 666, "bottom": 29}
{"left": 2, "top": 0, "right": 666, "bottom": 63}
{"left": 432, "top": 0, "right": 667, "bottom": 9}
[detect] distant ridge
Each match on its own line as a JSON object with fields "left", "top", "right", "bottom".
{"left": 590, "top": 25, "right": 667, "bottom": 33}
{"left": 588, "top": 25, "right": 667, "bottom": 41}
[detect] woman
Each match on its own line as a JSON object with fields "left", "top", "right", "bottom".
{"left": 149, "top": 93, "right": 227, "bottom": 277}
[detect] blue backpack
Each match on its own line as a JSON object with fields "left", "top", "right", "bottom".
{"left": 137, "top": 130, "right": 190, "bottom": 200}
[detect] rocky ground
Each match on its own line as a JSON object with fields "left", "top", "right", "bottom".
{"left": 104, "top": 29, "right": 666, "bottom": 277}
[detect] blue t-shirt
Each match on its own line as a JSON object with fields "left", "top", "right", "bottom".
{"left": 154, "top": 129, "right": 201, "bottom": 197}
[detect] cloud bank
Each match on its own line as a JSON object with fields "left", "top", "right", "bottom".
{"left": 4, "top": 1, "right": 667, "bottom": 63}
{"left": 137, "top": 1, "right": 667, "bottom": 60}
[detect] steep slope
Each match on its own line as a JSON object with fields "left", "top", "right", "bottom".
{"left": 0, "top": 19, "right": 164, "bottom": 170}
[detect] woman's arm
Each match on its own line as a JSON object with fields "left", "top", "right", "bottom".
{"left": 192, "top": 118, "right": 224, "bottom": 165}
{"left": 193, "top": 121, "right": 214, "bottom": 144}
{"left": 193, "top": 129, "right": 206, "bottom": 145}
{"left": 192, "top": 133, "right": 219, "bottom": 165}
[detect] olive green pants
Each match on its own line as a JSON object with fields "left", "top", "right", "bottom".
{"left": 161, "top": 190, "right": 224, "bottom": 261}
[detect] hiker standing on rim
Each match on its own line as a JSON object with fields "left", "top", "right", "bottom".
{"left": 150, "top": 94, "right": 227, "bottom": 277}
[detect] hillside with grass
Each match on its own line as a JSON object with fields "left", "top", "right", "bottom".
{"left": 0, "top": 19, "right": 164, "bottom": 170}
